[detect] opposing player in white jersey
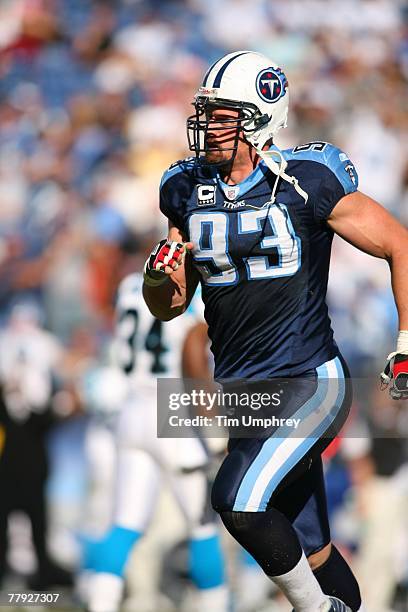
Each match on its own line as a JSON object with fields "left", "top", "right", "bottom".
{"left": 86, "top": 273, "right": 228, "bottom": 612}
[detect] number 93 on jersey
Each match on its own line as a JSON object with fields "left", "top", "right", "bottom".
{"left": 188, "top": 205, "right": 301, "bottom": 285}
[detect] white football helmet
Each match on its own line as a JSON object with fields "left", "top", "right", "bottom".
{"left": 187, "top": 50, "right": 289, "bottom": 161}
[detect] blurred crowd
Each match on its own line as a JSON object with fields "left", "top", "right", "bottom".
{"left": 0, "top": 0, "right": 407, "bottom": 610}
{"left": 0, "top": 0, "right": 407, "bottom": 354}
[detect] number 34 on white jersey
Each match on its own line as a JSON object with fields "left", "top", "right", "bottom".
{"left": 115, "top": 273, "right": 203, "bottom": 387}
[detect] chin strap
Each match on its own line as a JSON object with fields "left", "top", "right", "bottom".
{"left": 256, "top": 147, "right": 309, "bottom": 205}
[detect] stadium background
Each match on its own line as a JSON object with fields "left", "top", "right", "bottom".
{"left": 0, "top": 0, "right": 407, "bottom": 610}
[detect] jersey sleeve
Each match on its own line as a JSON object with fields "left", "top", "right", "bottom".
{"left": 160, "top": 180, "right": 183, "bottom": 230}
{"left": 159, "top": 159, "right": 195, "bottom": 231}
{"left": 313, "top": 145, "right": 358, "bottom": 222}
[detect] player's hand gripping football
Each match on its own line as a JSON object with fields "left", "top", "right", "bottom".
{"left": 380, "top": 332, "right": 408, "bottom": 400}
{"left": 143, "top": 239, "right": 193, "bottom": 287}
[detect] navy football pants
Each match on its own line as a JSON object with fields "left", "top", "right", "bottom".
{"left": 212, "top": 356, "right": 352, "bottom": 556}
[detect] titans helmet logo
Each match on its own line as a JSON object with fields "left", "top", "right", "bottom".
{"left": 256, "top": 67, "right": 288, "bottom": 103}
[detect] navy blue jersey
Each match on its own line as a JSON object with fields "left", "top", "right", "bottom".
{"left": 159, "top": 142, "right": 358, "bottom": 379}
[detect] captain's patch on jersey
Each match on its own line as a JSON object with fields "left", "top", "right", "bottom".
{"left": 197, "top": 184, "right": 216, "bottom": 206}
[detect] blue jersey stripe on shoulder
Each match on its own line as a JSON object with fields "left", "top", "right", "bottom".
{"left": 160, "top": 158, "right": 196, "bottom": 190}
{"left": 282, "top": 143, "right": 358, "bottom": 195}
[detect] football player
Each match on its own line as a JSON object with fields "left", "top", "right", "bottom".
{"left": 86, "top": 273, "right": 228, "bottom": 612}
{"left": 143, "top": 51, "right": 408, "bottom": 612}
